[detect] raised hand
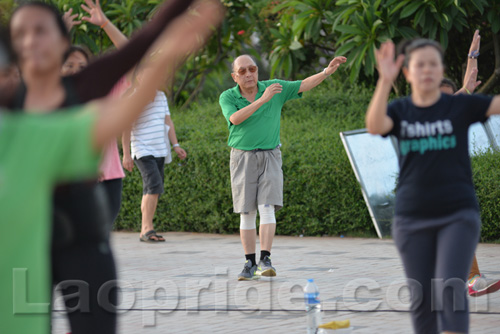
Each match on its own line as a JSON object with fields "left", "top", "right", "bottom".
{"left": 261, "top": 83, "right": 282, "bottom": 103}
{"left": 62, "top": 8, "right": 81, "bottom": 32}
{"left": 325, "top": 56, "right": 347, "bottom": 75}
{"left": 463, "top": 30, "right": 480, "bottom": 91}
{"left": 469, "top": 29, "right": 480, "bottom": 55}
{"left": 81, "top": 0, "right": 107, "bottom": 27}
{"left": 464, "top": 67, "right": 481, "bottom": 93}
{"left": 94, "top": 0, "right": 225, "bottom": 149}
{"left": 375, "top": 41, "right": 405, "bottom": 83}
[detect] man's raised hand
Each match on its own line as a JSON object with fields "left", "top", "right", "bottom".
{"left": 325, "top": 56, "right": 347, "bottom": 75}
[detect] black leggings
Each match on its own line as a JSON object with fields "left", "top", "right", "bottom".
{"left": 392, "top": 209, "right": 480, "bottom": 334}
{"left": 101, "top": 178, "right": 123, "bottom": 227}
{"left": 52, "top": 181, "right": 117, "bottom": 334}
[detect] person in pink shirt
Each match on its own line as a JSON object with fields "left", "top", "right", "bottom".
{"left": 97, "top": 77, "right": 130, "bottom": 223}
{"left": 61, "top": 8, "right": 132, "bottom": 226}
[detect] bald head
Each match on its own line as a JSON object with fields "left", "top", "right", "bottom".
{"left": 231, "top": 55, "right": 257, "bottom": 73}
{"left": 231, "top": 54, "right": 259, "bottom": 91}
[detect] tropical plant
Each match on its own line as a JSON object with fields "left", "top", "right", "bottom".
{"left": 267, "top": 0, "right": 500, "bottom": 94}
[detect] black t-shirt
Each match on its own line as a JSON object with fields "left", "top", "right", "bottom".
{"left": 386, "top": 93, "right": 493, "bottom": 218}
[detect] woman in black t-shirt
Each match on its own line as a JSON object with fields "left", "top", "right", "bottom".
{"left": 366, "top": 39, "right": 500, "bottom": 334}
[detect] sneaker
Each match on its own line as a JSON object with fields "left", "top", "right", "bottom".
{"left": 256, "top": 255, "right": 276, "bottom": 277}
{"left": 468, "top": 274, "right": 500, "bottom": 297}
{"left": 238, "top": 260, "right": 260, "bottom": 281}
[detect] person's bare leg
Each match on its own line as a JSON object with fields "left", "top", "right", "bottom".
{"left": 240, "top": 229, "right": 256, "bottom": 254}
{"left": 468, "top": 254, "right": 480, "bottom": 280}
{"left": 259, "top": 223, "right": 276, "bottom": 252}
{"left": 140, "top": 194, "right": 162, "bottom": 240}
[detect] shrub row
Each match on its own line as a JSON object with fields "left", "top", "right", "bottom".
{"left": 115, "top": 80, "right": 500, "bottom": 242}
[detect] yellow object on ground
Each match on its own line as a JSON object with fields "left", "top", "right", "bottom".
{"left": 318, "top": 319, "right": 350, "bottom": 329}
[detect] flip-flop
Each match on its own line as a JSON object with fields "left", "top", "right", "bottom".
{"left": 140, "top": 229, "right": 165, "bottom": 243}
{"left": 152, "top": 230, "right": 165, "bottom": 241}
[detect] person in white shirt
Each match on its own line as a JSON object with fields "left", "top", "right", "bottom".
{"left": 122, "top": 89, "right": 187, "bottom": 242}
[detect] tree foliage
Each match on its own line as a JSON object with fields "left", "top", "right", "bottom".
{"left": 2, "top": 0, "right": 500, "bottom": 103}
{"left": 265, "top": 0, "right": 500, "bottom": 94}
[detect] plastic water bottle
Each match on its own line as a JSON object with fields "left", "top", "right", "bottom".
{"left": 304, "top": 279, "right": 322, "bottom": 334}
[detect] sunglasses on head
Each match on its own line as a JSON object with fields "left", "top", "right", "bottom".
{"left": 236, "top": 65, "right": 257, "bottom": 76}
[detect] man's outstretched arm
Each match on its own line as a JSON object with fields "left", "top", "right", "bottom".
{"left": 298, "top": 56, "right": 346, "bottom": 93}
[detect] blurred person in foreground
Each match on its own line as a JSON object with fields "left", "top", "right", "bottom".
{"left": 0, "top": 2, "right": 224, "bottom": 333}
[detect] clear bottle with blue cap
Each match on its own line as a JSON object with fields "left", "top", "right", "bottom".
{"left": 304, "top": 278, "right": 322, "bottom": 333}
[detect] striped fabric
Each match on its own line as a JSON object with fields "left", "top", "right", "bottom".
{"left": 131, "top": 91, "right": 170, "bottom": 159}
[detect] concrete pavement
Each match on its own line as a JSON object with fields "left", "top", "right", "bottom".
{"left": 52, "top": 232, "right": 500, "bottom": 333}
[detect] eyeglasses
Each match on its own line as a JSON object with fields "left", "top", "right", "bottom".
{"left": 236, "top": 65, "right": 258, "bottom": 76}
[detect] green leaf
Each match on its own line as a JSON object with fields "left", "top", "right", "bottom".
{"left": 335, "top": 40, "right": 358, "bottom": 56}
{"left": 371, "top": 19, "right": 383, "bottom": 34}
{"left": 493, "top": 19, "right": 500, "bottom": 34}
{"left": 389, "top": 0, "right": 408, "bottom": 16}
{"left": 292, "top": 17, "right": 309, "bottom": 35}
{"left": 396, "top": 26, "right": 418, "bottom": 39}
{"left": 400, "top": 1, "right": 421, "bottom": 19}
{"left": 487, "top": 10, "right": 495, "bottom": 23}
{"left": 349, "top": 58, "right": 362, "bottom": 83}
{"left": 364, "top": 45, "right": 375, "bottom": 76}
{"left": 439, "top": 29, "right": 449, "bottom": 49}
{"left": 335, "top": 25, "right": 363, "bottom": 35}
{"left": 289, "top": 40, "right": 303, "bottom": 50}
{"left": 269, "top": 28, "right": 283, "bottom": 39}
{"left": 429, "top": 23, "right": 438, "bottom": 40}
{"left": 352, "top": 13, "right": 369, "bottom": 32}
{"left": 469, "top": 0, "right": 485, "bottom": 14}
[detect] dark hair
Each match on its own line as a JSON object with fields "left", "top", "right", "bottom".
{"left": 63, "top": 45, "right": 91, "bottom": 64}
{"left": 440, "top": 78, "right": 457, "bottom": 92}
{"left": 11, "top": 1, "right": 69, "bottom": 40}
{"left": 0, "top": 26, "right": 15, "bottom": 68}
{"left": 397, "top": 38, "right": 444, "bottom": 67}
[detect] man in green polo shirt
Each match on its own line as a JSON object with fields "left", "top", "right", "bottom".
{"left": 219, "top": 54, "right": 346, "bottom": 280}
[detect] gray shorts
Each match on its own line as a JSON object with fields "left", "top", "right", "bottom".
{"left": 230, "top": 147, "right": 283, "bottom": 213}
{"left": 134, "top": 155, "right": 165, "bottom": 195}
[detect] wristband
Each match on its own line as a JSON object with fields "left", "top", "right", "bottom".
{"left": 464, "top": 87, "right": 472, "bottom": 95}
{"left": 323, "top": 67, "right": 330, "bottom": 77}
{"left": 468, "top": 50, "right": 480, "bottom": 59}
{"left": 173, "top": 143, "right": 180, "bottom": 148}
{"left": 100, "top": 20, "right": 109, "bottom": 29}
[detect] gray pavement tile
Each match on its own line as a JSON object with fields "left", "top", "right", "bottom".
{"left": 51, "top": 232, "right": 500, "bottom": 333}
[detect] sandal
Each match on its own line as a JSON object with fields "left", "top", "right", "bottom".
{"left": 140, "top": 229, "right": 165, "bottom": 243}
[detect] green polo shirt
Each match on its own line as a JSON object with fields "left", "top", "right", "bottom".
{"left": 219, "top": 79, "right": 302, "bottom": 150}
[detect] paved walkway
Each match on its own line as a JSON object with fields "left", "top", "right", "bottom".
{"left": 52, "top": 232, "right": 500, "bottom": 333}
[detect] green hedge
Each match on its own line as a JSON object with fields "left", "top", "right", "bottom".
{"left": 472, "top": 150, "right": 500, "bottom": 242}
{"left": 115, "top": 80, "right": 500, "bottom": 242}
